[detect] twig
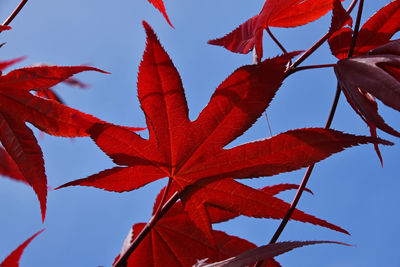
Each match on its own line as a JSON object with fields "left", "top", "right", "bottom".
{"left": 266, "top": 27, "right": 287, "bottom": 54}
{"left": 2, "top": 0, "right": 28, "bottom": 26}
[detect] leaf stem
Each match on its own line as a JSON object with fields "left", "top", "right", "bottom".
{"left": 1, "top": 0, "right": 28, "bottom": 27}
{"left": 268, "top": 84, "right": 341, "bottom": 245}
{"left": 290, "top": 0, "right": 358, "bottom": 69}
{"left": 266, "top": 27, "right": 287, "bottom": 54}
{"left": 113, "top": 189, "right": 181, "bottom": 267}
{"left": 153, "top": 177, "right": 173, "bottom": 218}
{"left": 347, "top": 0, "right": 364, "bottom": 57}
{"left": 286, "top": 63, "right": 336, "bottom": 76}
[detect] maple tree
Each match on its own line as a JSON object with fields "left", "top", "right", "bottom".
{"left": 1, "top": 0, "right": 400, "bottom": 266}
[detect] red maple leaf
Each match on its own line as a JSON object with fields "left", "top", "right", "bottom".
{"left": 208, "top": 0, "right": 340, "bottom": 61}
{"left": 0, "top": 60, "right": 111, "bottom": 221}
{"left": 1, "top": 229, "right": 44, "bottom": 267}
{"left": 58, "top": 21, "right": 390, "bottom": 240}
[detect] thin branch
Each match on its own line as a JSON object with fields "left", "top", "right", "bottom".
{"left": 266, "top": 27, "right": 287, "bottom": 54}
{"left": 2, "top": 0, "right": 28, "bottom": 26}
{"left": 347, "top": 0, "right": 364, "bottom": 57}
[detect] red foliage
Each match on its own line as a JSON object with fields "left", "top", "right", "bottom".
{"left": 2, "top": 1, "right": 400, "bottom": 266}
{"left": 0, "top": 61, "right": 108, "bottom": 220}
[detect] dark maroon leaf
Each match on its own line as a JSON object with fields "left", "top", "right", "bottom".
{"left": 335, "top": 39, "right": 400, "bottom": 137}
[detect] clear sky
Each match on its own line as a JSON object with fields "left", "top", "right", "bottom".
{"left": 0, "top": 0, "right": 399, "bottom": 266}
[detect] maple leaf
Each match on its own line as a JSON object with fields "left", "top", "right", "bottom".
{"left": 334, "top": 39, "right": 400, "bottom": 138}
{"left": 1, "top": 229, "right": 44, "bottom": 267}
{"left": 113, "top": 189, "right": 279, "bottom": 267}
{"left": 329, "top": 0, "right": 400, "bottom": 59}
{"left": 208, "top": 0, "right": 340, "bottom": 61}
{"left": 0, "top": 60, "right": 112, "bottom": 221}
{"left": 57, "top": 21, "right": 299, "bottom": 192}
{"left": 58, "top": 22, "right": 391, "bottom": 241}
{"left": 148, "top": 0, "right": 174, "bottom": 28}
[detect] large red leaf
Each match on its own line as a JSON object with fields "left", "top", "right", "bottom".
{"left": 148, "top": 0, "right": 173, "bottom": 28}
{"left": 329, "top": 0, "right": 400, "bottom": 59}
{"left": 335, "top": 39, "right": 400, "bottom": 137}
{"left": 57, "top": 21, "right": 298, "bottom": 191}
{"left": 208, "top": 0, "right": 338, "bottom": 61}
{"left": 0, "top": 62, "right": 111, "bottom": 220}
{"left": 58, "top": 21, "right": 391, "bottom": 240}
{"left": 113, "top": 191, "right": 278, "bottom": 267}
{"left": 1, "top": 229, "right": 44, "bottom": 267}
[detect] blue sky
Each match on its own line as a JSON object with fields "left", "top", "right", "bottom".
{"left": 0, "top": 0, "right": 399, "bottom": 266}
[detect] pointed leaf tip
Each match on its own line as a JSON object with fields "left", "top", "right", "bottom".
{"left": 147, "top": 0, "right": 174, "bottom": 28}
{"left": 1, "top": 229, "right": 44, "bottom": 267}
